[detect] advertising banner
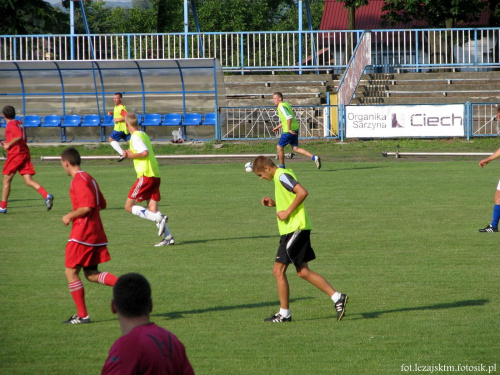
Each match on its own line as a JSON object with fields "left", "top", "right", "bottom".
{"left": 345, "top": 104, "right": 465, "bottom": 138}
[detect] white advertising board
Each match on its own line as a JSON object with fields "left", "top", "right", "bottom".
{"left": 345, "top": 105, "right": 465, "bottom": 138}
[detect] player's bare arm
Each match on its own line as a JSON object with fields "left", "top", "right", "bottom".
{"left": 262, "top": 197, "right": 276, "bottom": 207}
{"left": 277, "top": 183, "right": 308, "bottom": 221}
{"left": 62, "top": 207, "right": 93, "bottom": 226}
{"left": 272, "top": 124, "right": 282, "bottom": 133}
{"left": 2, "top": 136, "right": 22, "bottom": 150}
{"left": 479, "top": 147, "right": 500, "bottom": 168}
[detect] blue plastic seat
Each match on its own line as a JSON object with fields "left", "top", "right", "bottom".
{"left": 102, "top": 115, "right": 114, "bottom": 127}
{"left": 82, "top": 114, "right": 101, "bottom": 127}
{"left": 23, "top": 115, "right": 41, "bottom": 127}
{"left": 42, "top": 115, "right": 64, "bottom": 142}
{"left": 182, "top": 113, "right": 202, "bottom": 126}
{"left": 142, "top": 113, "right": 162, "bottom": 126}
{"left": 63, "top": 114, "right": 82, "bottom": 127}
{"left": 202, "top": 113, "right": 217, "bottom": 125}
{"left": 43, "top": 115, "right": 62, "bottom": 127}
{"left": 162, "top": 113, "right": 182, "bottom": 126}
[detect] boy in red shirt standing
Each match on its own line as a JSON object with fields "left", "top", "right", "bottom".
{"left": 60, "top": 147, "right": 118, "bottom": 324}
{"left": 0, "top": 106, "right": 53, "bottom": 213}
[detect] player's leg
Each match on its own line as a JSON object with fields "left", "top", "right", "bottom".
{"left": 264, "top": 262, "right": 292, "bottom": 323}
{"left": 1, "top": 173, "right": 15, "bottom": 212}
{"left": 479, "top": 182, "right": 500, "bottom": 232}
{"left": 295, "top": 262, "right": 348, "bottom": 321}
{"left": 21, "top": 174, "right": 53, "bottom": 210}
{"left": 148, "top": 198, "right": 174, "bottom": 246}
{"left": 84, "top": 266, "right": 118, "bottom": 287}
{"left": 109, "top": 132, "right": 125, "bottom": 160}
{"left": 64, "top": 266, "right": 90, "bottom": 323}
{"left": 292, "top": 145, "right": 321, "bottom": 169}
{"left": 276, "top": 144, "right": 285, "bottom": 168}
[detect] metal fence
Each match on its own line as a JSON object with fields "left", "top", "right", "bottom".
{"left": 471, "top": 103, "right": 500, "bottom": 136}
{"left": 219, "top": 105, "right": 337, "bottom": 140}
{"left": 2, "top": 28, "right": 498, "bottom": 72}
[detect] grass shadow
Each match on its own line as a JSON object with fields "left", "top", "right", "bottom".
{"left": 179, "top": 234, "right": 276, "bottom": 245}
{"left": 351, "top": 299, "right": 489, "bottom": 320}
{"left": 154, "top": 297, "right": 313, "bottom": 320}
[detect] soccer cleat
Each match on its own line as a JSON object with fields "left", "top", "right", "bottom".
{"left": 314, "top": 155, "right": 322, "bottom": 170}
{"left": 264, "top": 313, "right": 292, "bottom": 323}
{"left": 335, "top": 294, "right": 348, "bottom": 321}
{"left": 157, "top": 215, "right": 168, "bottom": 236}
{"left": 0, "top": 207, "right": 7, "bottom": 214}
{"left": 155, "top": 236, "right": 175, "bottom": 247}
{"left": 63, "top": 314, "right": 91, "bottom": 324}
{"left": 45, "top": 194, "right": 54, "bottom": 211}
{"left": 479, "top": 224, "right": 498, "bottom": 233}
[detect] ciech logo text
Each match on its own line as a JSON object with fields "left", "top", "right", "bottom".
{"left": 410, "top": 113, "right": 463, "bottom": 127}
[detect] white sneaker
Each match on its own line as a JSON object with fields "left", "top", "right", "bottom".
{"left": 157, "top": 215, "right": 168, "bottom": 236}
{"left": 155, "top": 236, "right": 175, "bottom": 247}
{"left": 314, "top": 155, "right": 321, "bottom": 170}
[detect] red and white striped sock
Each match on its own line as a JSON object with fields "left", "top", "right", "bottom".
{"left": 69, "top": 280, "right": 87, "bottom": 318}
{"left": 98, "top": 272, "right": 118, "bottom": 287}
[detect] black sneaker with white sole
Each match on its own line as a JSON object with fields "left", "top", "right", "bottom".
{"left": 335, "top": 294, "right": 348, "bottom": 321}
{"left": 479, "top": 224, "right": 498, "bottom": 233}
{"left": 264, "top": 313, "right": 292, "bottom": 323}
{"left": 63, "top": 314, "right": 91, "bottom": 324}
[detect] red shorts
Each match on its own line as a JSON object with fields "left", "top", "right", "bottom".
{"left": 65, "top": 241, "right": 111, "bottom": 268}
{"left": 3, "top": 153, "right": 36, "bottom": 176}
{"left": 128, "top": 176, "right": 161, "bottom": 202}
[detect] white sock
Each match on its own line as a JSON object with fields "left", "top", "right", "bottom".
{"left": 279, "top": 308, "right": 290, "bottom": 318}
{"left": 110, "top": 141, "right": 124, "bottom": 156}
{"left": 331, "top": 292, "right": 342, "bottom": 303}
{"left": 131, "top": 206, "right": 161, "bottom": 222}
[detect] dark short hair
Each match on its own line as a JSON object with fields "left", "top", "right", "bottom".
{"left": 113, "top": 273, "right": 151, "bottom": 318}
{"left": 61, "top": 147, "right": 81, "bottom": 166}
{"left": 252, "top": 155, "right": 275, "bottom": 172}
{"left": 273, "top": 92, "right": 283, "bottom": 100}
{"left": 114, "top": 92, "right": 123, "bottom": 98}
{"left": 2, "top": 106, "right": 15, "bottom": 120}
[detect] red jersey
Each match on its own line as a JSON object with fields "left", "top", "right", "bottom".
{"left": 68, "top": 171, "right": 108, "bottom": 246}
{"left": 5, "top": 120, "right": 29, "bottom": 156}
{"left": 101, "top": 323, "right": 195, "bottom": 375}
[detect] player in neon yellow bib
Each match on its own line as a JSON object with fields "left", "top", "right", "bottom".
{"left": 122, "top": 113, "right": 175, "bottom": 247}
{"left": 107, "top": 93, "right": 130, "bottom": 162}
{"left": 272, "top": 92, "right": 321, "bottom": 170}
{"left": 251, "top": 155, "right": 348, "bottom": 323}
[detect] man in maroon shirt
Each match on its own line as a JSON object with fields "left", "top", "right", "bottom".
{"left": 102, "top": 273, "right": 195, "bottom": 375}
{"left": 61, "top": 147, "right": 118, "bottom": 324}
{"left": 0, "top": 106, "right": 53, "bottom": 213}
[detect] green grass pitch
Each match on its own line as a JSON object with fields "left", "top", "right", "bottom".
{"left": 0, "top": 156, "right": 499, "bottom": 374}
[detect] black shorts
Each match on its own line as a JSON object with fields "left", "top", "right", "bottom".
{"left": 276, "top": 229, "right": 316, "bottom": 265}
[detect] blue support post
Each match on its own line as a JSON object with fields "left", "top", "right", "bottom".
{"left": 298, "top": 0, "right": 303, "bottom": 75}
{"left": 184, "top": 0, "right": 189, "bottom": 58}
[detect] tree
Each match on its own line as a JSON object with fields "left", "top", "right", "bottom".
{"left": 381, "top": 0, "right": 486, "bottom": 28}
{"left": 0, "top": 0, "right": 68, "bottom": 35}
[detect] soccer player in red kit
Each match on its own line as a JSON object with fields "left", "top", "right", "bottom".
{"left": 0, "top": 106, "right": 53, "bottom": 213}
{"left": 60, "top": 147, "right": 118, "bottom": 324}
{"left": 102, "top": 273, "right": 194, "bottom": 375}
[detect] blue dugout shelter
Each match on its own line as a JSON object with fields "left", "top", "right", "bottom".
{"left": 0, "top": 58, "right": 225, "bottom": 142}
